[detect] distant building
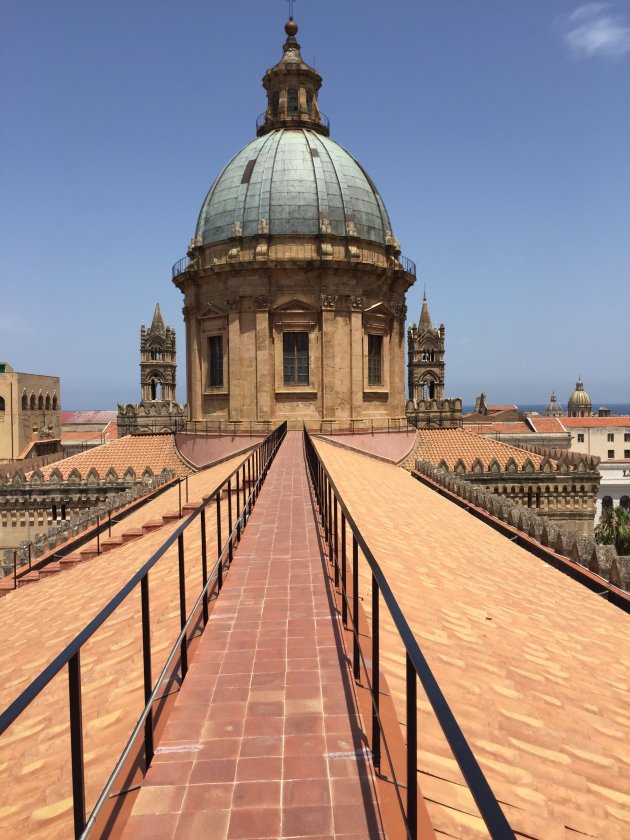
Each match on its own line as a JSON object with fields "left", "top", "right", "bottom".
{"left": 117, "top": 304, "right": 186, "bottom": 435}
{"left": 544, "top": 390, "right": 563, "bottom": 417}
{"left": 60, "top": 411, "right": 118, "bottom": 456}
{"left": 405, "top": 294, "right": 462, "bottom": 428}
{"left": 0, "top": 362, "right": 61, "bottom": 464}
{"left": 567, "top": 377, "right": 592, "bottom": 417}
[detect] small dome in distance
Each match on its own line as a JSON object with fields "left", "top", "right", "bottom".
{"left": 567, "top": 378, "right": 592, "bottom": 417}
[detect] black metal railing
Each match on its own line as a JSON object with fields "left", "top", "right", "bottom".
{"left": 255, "top": 110, "right": 330, "bottom": 132}
{"left": 303, "top": 427, "right": 515, "bottom": 840}
{"left": 0, "top": 422, "right": 287, "bottom": 839}
{"left": 172, "top": 255, "right": 200, "bottom": 279}
{"left": 399, "top": 255, "right": 416, "bottom": 276}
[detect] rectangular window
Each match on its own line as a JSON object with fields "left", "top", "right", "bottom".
{"left": 287, "top": 89, "right": 298, "bottom": 116}
{"left": 625, "top": 433, "right": 630, "bottom": 442}
{"left": 608, "top": 450, "right": 615, "bottom": 459}
{"left": 283, "top": 332, "right": 308, "bottom": 384}
{"left": 208, "top": 336, "right": 223, "bottom": 387}
{"left": 577, "top": 433, "right": 584, "bottom": 443}
{"left": 625, "top": 450, "right": 630, "bottom": 459}
{"left": 367, "top": 334, "right": 383, "bottom": 385}
{"left": 608, "top": 433, "right": 615, "bottom": 442}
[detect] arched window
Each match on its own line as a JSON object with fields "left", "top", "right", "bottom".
{"left": 0, "top": 396, "right": 5, "bottom": 412}
{"left": 45, "top": 394, "right": 51, "bottom": 410}
{"left": 602, "top": 496, "right": 613, "bottom": 509}
{"left": 272, "top": 91, "right": 280, "bottom": 118}
{"left": 52, "top": 394, "right": 58, "bottom": 410}
{"left": 620, "top": 496, "right": 630, "bottom": 510}
{"left": 37, "top": 394, "right": 44, "bottom": 410}
{"left": 29, "top": 394, "right": 36, "bottom": 410}
{"left": 287, "top": 89, "right": 298, "bottom": 116}
{"left": 21, "top": 392, "right": 27, "bottom": 410}
{"left": 306, "top": 91, "right": 313, "bottom": 117}
{"left": 150, "top": 378, "right": 162, "bottom": 401}
{"left": 150, "top": 346, "right": 163, "bottom": 361}
{"left": 429, "top": 381, "right": 435, "bottom": 399}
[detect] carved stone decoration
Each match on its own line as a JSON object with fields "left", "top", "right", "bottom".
{"left": 349, "top": 296, "right": 364, "bottom": 311}
{"left": 253, "top": 295, "right": 271, "bottom": 310}
{"left": 320, "top": 294, "right": 338, "bottom": 310}
{"left": 226, "top": 298, "right": 241, "bottom": 311}
{"left": 182, "top": 305, "right": 193, "bottom": 320}
{"left": 392, "top": 302, "right": 407, "bottom": 320}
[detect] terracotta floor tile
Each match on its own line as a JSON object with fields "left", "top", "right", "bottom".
{"left": 239, "top": 735, "right": 283, "bottom": 757}
{"left": 282, "top": 804, "right": 335, "bottom": 837}
{"left": 283, "top": 754, "right": 329, "bottom": 780}
{"left": 133, "top": 784, "right": 186, "bottom": 815}
{"left": 189, "top": 758, "right": 238, "bottom": 785}
{"left": 283, "top": 777, "right": 332, "bottom": 807}
{"left": 181, "top": 782, "right": 234, "bottom": 812}
{"left": 227, "top": 806, "right": 281, "bottom": 838}
{"left": 231, "top": 779, "right": 281, "bottom": 809}
{"left": 235, "top": 755, "right": 283, "bottom": 781}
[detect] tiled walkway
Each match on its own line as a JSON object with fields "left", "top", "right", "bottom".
{"left": 121, "top": 432, "right": 385, "bottom": 839}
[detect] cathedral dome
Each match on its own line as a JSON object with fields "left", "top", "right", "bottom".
{"left": 194, "top": 128, "right": 393, "bottom": 247}
{"left": 567, "top": 379, "right": 592, "bottom": 417}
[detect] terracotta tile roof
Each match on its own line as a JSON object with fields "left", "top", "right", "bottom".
{"left": 60, "top": 421, "right": 118, "bottom": 444}
{"left": 35, "top": 434, "right": 190, "bottom": 480}
{"left": 0, "top": 454, "right": 248, "bottom": 838}
{"left": 486, "top": 404, "right": 518, "bottom": 412}
{"left": 60, "top": 410, "right": 118, "bottom": 424}
{"left": 464, "top": 422, "right": 532, "bottom": 435}
{"left": 414, "top": 428, "right": 546, "bottom": 471}
{"left": 314, "top": 439, "right": 630, "bottom": 838}
{"left": 527, "top": 417, "right": 568, "bottom": 433}
{"left": 562, "top": 417, "right": 630, "bottom": 429}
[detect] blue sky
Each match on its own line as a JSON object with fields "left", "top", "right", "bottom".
{"left": 1, "top": 0, "right": 629, "bottom": 409}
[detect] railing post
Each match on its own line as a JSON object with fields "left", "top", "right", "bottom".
{"left": 372, "top": 573, "right": 381, "bottom": 771}
{"left": 352, "top": 535, "right": 360, "bottom": 681}
{"left": 327, "top": 482, "right": 333, "bottom": 562}
{"left": 200, "top": 508, "right": 208, "bottom": 624}
{"left": 96, "top": 514, "right": 100, "bottom": 555}
{"left": 241, "top": 463, "right": 246, "bottom": 516}
{"left": 333, "top": 497, "right": 339, "bottom": 588}
{"left": 13, "top": 550, "right": 17, "bottom": 589}
{"left": 185, "top": 475, "right": 189, "bottom": 503}
{"left": 247, "top": 456, "right": 252, "bottom": 512}
{"left": 177, "top": 533, "right": 188, "bottom": 678}
{"left": 68, "top": 651, "right": 86, "bottom": 839}
{"left": 406, "top": 653, "right": 417, "bottom": 840}
{"left": 216, "top": 494, "right": 223, "bottom": 590}
{"left": 227, "top": 479, "right": 233, "bottom": 565}
{"left": 178, "top": 480, "right": 182, "bottom": 518}
{"left": 341, "top": 513, "right": 347, "bottom": 626}
{"left": 235, "top": 471, "right": 241, "bottom": 543}
{"left": 140, "top": 575, "right": 154, "bottom": 766}
{"left": 108, "top": 507, "right": 112, "bottom": 538}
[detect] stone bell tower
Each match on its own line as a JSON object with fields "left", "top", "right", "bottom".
{"left": 117, "top": 304, "right": 186, "bottom": 436}
{"left": 405, "top": 293, "right": 462, "bottom": 428}
{"left": 140, "top": 304, "right": 177, "bottom": 402}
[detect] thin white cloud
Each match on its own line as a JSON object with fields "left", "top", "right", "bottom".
{"left": 564, "top": 3, "right": 630, "bottom": 58}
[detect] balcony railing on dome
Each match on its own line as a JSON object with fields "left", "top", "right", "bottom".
{"left": 173, "top": 249, "right": 416, "bottom": 279}
{"left": 303, "top": 427, "right": 515, "bottom": 840}
{"left": 255, "top": 110, "right": 330, "bottom": 132}
{"left": 0, "top": 423, "right": 287, "bottom": 839}
{"left": 399, "top": 254, "right": 416, "bottom": 276}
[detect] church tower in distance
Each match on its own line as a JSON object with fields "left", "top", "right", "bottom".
{"left": 140, "top": 304, "right": 177, "bottom": 402}
{"left": 117, "top": 304, "right": 187, "bottom": 436}
{"left": 405, "top": 293, "right": 462, "bottom": 428}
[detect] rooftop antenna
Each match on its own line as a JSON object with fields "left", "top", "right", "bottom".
{"left": 286, "top": 0, "right": 296, "bottom": 19}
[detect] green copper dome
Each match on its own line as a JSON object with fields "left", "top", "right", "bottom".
{"left": 195, "top": 128, "right": 393, "bottom": 246}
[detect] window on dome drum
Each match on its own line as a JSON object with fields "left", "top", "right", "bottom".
{"left": 287, "top": 88, "right": 298, "bottom": 116}
{"left": 283, "top": 332, "right": 308, "bottom": 385}
{"left": 367, "top": 335, "right": 382, "bottom": 386}
{"left": 306, "top": 91, "right": 313, "bottom": 117}
{"left": 577, "top": 433, "right": 585, "bottom": 443}
{"left": 608, "top": 450, "right": 615, "bottom": 459}
{"left": 0, "top": 396, "right": 5, "bottom": 412}
{"left": 608, "top": 433, "right": 614, "bottom": 442}
{"left": 208, "top": 336, "right": 224, "bottom": 387}
{"left": 272, "top": 92, "right": 279, "bottom": 118}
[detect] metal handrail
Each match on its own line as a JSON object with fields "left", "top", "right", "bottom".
{"left": 399, "top": 254, "right": 416, "bottom": 276}
{"left": 255, "top": 110, "right": 330, "bottom": 131}
{"left": 0, "top": 422, "right": 287, "bottom": 839}
{"left": 303, "top": 427, "right": 514, "bottom": 840}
